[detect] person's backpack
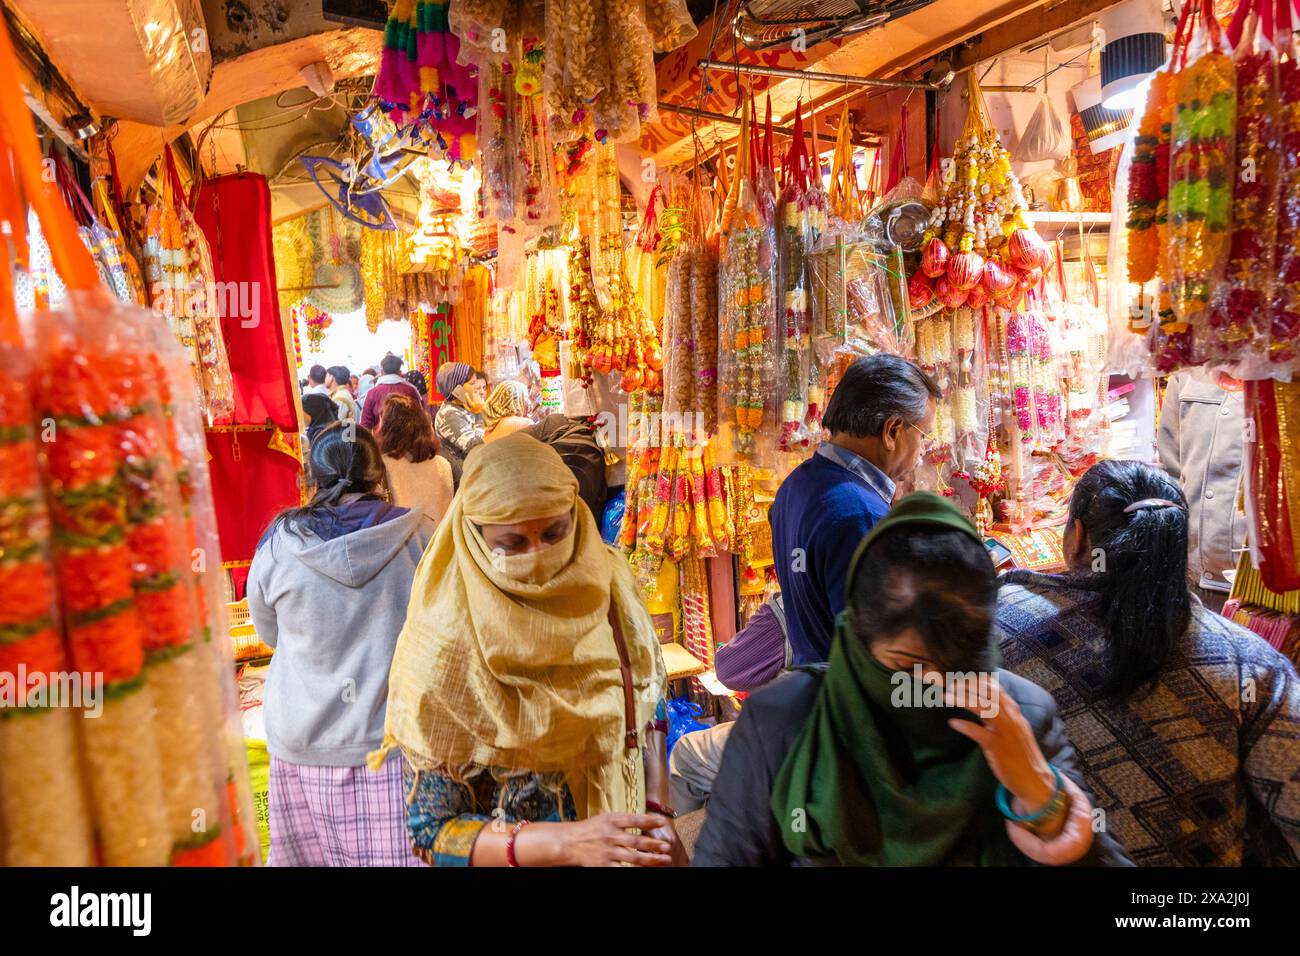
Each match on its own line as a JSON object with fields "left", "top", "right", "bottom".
{"left": 524, "top": 414, "right": 609, "bottom": 520}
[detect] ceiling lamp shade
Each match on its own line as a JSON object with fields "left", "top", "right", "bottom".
{"left": 1099, "top": 0, "right": 1167, "bottom": 112}
{"left": 1072, "top": 73, "right": 1135, "bottom": 155}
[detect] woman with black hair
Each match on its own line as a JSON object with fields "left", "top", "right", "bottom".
{"left": 996, "top": 459, "right": 1300, "bottom": 866}
{"left": 300, "top": 392, "right": 338, "bottom": 450}
{"left": 247, "top": 423, "right": 435, "bottom": 866}
{"left": 693, "top": 493, "right": 1128, "bottom": 866}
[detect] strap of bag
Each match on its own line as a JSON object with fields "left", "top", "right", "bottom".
{"left": 607, "top": 602, "right": 639, "bottom": 751}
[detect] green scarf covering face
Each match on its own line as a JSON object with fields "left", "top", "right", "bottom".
{"left": 768, "top": 493, "right": 1025, "bottom": 866}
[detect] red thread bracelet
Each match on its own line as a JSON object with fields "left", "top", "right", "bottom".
{"left": 506, "top": 819, "right": 530, "bottom": 867}
{"left": 645, "top": 800, "right": 676, "bottom": 818}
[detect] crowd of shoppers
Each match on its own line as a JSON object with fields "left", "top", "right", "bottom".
{"left": 261, "top": 353, "right": 1297, "bottom": 867}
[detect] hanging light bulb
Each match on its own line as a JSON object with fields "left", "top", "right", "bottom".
{"left": 1098, "top": 0, "right": 1167, "bottom": 113}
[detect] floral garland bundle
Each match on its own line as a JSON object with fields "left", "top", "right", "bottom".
{"left": 38, "top": 333, "right": 171, "bottom": 866}
{"left": 115, "top": 349, "right": 227, "bottom": 864}
{"left": 777, "top": 179, "right": 815, "bottom": 453}
{"left": 1167, "top": 14, "right": 1236, "bottom": 340}
{"left": 143, "top": 194, "right": 235, "bottom": 421}
{"left": 915, "top": 315, "right": 956, "bottom": 447}
{"left": 150, "top": 348, "right": 251, "bottom": 864}
{"left": 1205, "top": 17, "right": 1281, "bottom": 368}
{"left": 1004, "top": 309, "right": 1063, "bottom": 448}
{"left": 690, "top": 239, "right": 720, "bottom": 435}
{"left": 661, "top": 246, "right": 695, "bottom": 418}
{"left": 297, "top": 302, "right": 333, "bottom": 352}
{"left": 1271, "top": 28, "right": 1300, "bottom": 366}
{"left": 542, "top": 0, "right": 683, "bottom": 144}
{"left": 0, "top": 357, "right": 95, "bottom": 866}
{"left": 1127, "top": 69, "right": 1175, "bottom": 283}
{"left": 919, "top": 72, "right": 1047, "bottom": 312}
{"left": 718, "top": 176, "right": 776, "bottom": 462}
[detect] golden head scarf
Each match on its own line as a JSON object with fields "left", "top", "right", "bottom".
{"left": 372, "top": 432, "right": 665, "bottom": 819}
{"left": 482, "top": 379, "right": 530, "bottom": 432}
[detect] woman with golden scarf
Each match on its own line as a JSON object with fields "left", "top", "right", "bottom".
{"left": 372, "top": 432, "right": 679, "bottom": 866}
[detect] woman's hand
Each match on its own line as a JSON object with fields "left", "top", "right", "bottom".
{"left": 547, "top": 813, "right": 674, "bottom": 867}
{"left": 945, "top": 681, "right": 1057, "bottom": 816}
{"left": 646, "top": 818, "right": 690, "bottom": 867}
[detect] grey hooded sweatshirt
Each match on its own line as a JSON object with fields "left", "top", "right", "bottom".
{"left": 246, "top": 498, "right": 435, "bottom": 766}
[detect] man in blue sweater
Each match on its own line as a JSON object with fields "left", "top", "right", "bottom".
{"left": 770, "top": 353, "right": 940, "bottom": 664}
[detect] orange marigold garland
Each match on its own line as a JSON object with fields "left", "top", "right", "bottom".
{"left": 37, "top": 330, "right": 170, "bottom": 866}
{"left": 0, "top": 362, "right": 95, "bottom": 866}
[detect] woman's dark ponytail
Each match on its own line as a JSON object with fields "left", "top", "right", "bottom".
{"left": 268, "top": 423, "right": 388, "bottom": 540}
{"left": 1069, "top": 459, "right": 1192, "bottom": 700}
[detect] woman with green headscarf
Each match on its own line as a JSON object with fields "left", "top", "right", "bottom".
{"left": 692, "top": 493, "right": 1131, "bottom": 867}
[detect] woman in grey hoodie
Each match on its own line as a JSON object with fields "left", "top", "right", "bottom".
{"left": 248, "top": 423, "right": 435, "bottom": 866}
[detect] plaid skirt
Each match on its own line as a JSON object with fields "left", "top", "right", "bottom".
{"left": 267, "top": 755, "right": 424, "bottom": 867}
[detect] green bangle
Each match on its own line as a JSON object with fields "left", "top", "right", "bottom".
{"left": 996, "top": 765, "right": 1065, "bottom": 824}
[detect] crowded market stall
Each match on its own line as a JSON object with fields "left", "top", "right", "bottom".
{"left": 0, "top": 0, "right": 1296, "bottom": 869}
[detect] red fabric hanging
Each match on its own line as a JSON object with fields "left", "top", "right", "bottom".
{"left": 207, "top": 430, "right": 303, "bottom": 600}
{"left": 191, "top": 172, "right": 301, "bottom": 582}
{"left": 191, "top": 173, "right": 297, "bottom": 430}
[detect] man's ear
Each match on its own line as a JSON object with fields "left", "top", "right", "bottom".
{"left": 881, "top": 417, "right": 901, "bottom": 449}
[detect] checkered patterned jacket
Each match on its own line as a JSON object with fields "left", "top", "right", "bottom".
{"left": 995, "top": 570, "right": 1300, "bottom": 866}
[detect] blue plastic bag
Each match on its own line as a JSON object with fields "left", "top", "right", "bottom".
{"left": 665, "top": 695, "right": 710, "bottom": 756}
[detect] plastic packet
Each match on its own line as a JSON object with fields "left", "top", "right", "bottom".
{"left": 1109, "top": 131, "right": 1157, "bottom": 377}
{"left": 1271, "top": 5, "right": 1300, "bottom": 369}
{"left": 0, "top": 337, "right": 95, "bottom": 866}
{"left": 1167, "top": 5, "right": 1236, "bottom": 351}
{"left": 645, "top": 0, "right": 698, "bottom": 52}
{"left": 1015, "top": 93, "right": 1071, "bottom": 162}
{"left": 716, "top": 178, "right": 778, "bottom": 466}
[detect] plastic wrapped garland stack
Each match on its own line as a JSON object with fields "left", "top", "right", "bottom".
{"left": 476, "top": 43, "right": 558, "bottom": 236}
{"left": 775, "top": 117, "right": 826, "bottom": 456}
{"left": 661, "top": 239, "right": 720, "bottom": 444}
{"left": 913, "top": 307, "right": 988, "bottom": 473}
{"left": 1165, "top": 3, "right": 1236, "bottom": 368}
{"left": 717, "top": 177, "right": 777, "bottom": 466}
{"left": 14, "top": 294, "right": 257, "bottom": 866}
{"left": 1205, "top": 0, "right": 1282, "bottom": 373}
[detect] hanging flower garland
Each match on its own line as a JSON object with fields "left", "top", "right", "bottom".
{"left": 921, "top": 72, "right": 1046, "bottom": 311}
{"left": 296, "top": 303, "right": 333, "bottom": 352}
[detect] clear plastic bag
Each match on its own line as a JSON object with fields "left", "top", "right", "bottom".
{"left": 717, "top": 178, "right": 778, "bottom": 465}
{"left": 1015, "top": 93, "right": 1071, "bottom": 163}
{"left": 1206, "top": 1, "right": 1281, "bottom": 375}
{"left": 1108, "top": 130, "right": 1157, "bottom": 377}
{"left": 645, "top": 0, "right": 698, "bottom": 51}
{"left": 1167, "top": 4, "right": 1236, "bottom": 352}
{"left": 1271, "top": 5, "right": 1300, "bottom": 369}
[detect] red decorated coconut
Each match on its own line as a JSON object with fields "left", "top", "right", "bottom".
{"left": 921, "top": 238, "right": 950, "bottom": 278}
{"left": 947, "top": 250, "right": 986, "bottom": 291}
{"left": 965, "top": 284, "right": 990, "bottom": 309}
{"left": 1017, "top": 266, "right": 1044, "bottom": 293}
{"left": 935, "top": 275, "right": 968, "bottom": 310}
{"left": 981, "top": 259, "right": 1017, "bottom": 296}
{"left": 908, "top": 271, "right": 935, "bottom": 308}
{"left": 1007, "top": 228, "right": 1048, "bottom": 272}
